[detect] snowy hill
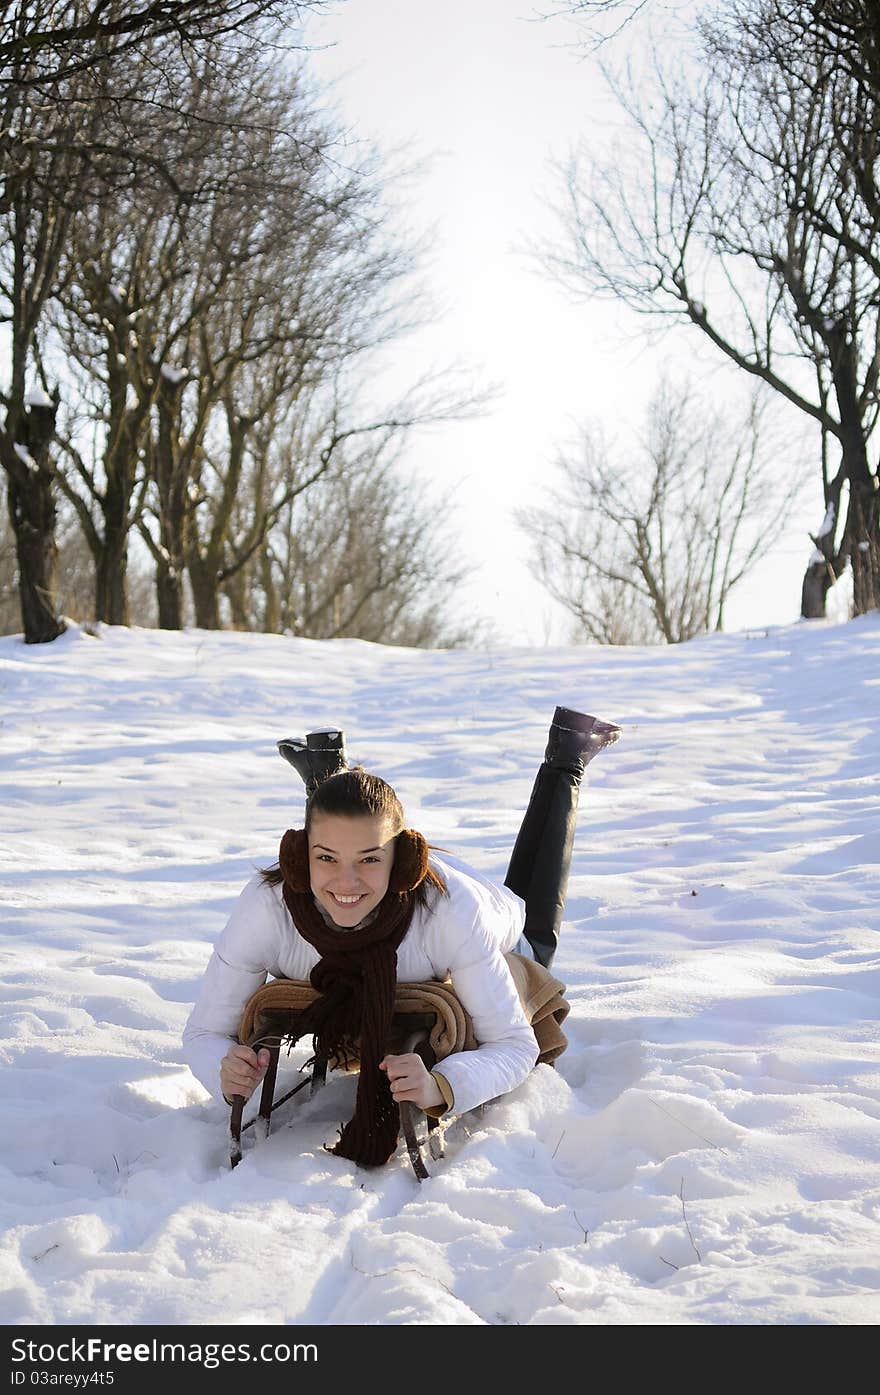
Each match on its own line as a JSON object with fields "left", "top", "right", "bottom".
{"left": 1, "top": 616, "right": 878, "bottom": 1327}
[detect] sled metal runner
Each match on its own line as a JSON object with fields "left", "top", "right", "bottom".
{"left": 228, "top": 1010, "right": 443, "bottom": 1182}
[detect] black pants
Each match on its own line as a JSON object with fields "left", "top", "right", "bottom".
{"left": 504, "top": 761, "right": 581, "bottom": 970}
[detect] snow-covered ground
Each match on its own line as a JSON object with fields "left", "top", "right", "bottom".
{"left": 1, "top": 616, "right": 878, "bottom": 1327}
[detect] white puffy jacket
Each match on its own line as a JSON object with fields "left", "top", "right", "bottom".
{"left": 182, "top": 851, "right": 539, "bottom": 1116}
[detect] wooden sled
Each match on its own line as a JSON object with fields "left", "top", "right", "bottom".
{"left": 228, "top": 957, "right": 570, "bottom": 1182}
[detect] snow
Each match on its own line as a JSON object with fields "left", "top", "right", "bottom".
{"left": 160, "top": 365, "right": 187, "bottom": 384}
{"left": 0, "top": 616, "right": 878, "bottom": 1331}
{"left": 12, "top": 443, "right": 37, "bottom": 472}
{"left": 24, "top": 386, "right": 52, "bottom": 409}
{"left": 817, "top": 502, "right": 836, "bottom": 538}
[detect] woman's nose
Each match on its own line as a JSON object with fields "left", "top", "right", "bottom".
{"left": 334, "top": 864, "right": 361, "bottom": 889}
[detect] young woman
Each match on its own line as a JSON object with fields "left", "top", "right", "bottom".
{"left": 182, "top": 707, "right": 619, "bottom": 1166}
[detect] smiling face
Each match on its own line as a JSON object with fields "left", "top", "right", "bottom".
{"left": 307, "top": 812, "right": 397, "bottom": 928}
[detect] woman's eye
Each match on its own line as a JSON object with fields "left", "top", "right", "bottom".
{"left": 362, "top": 856, "right": 380, "bottom": 864}
{"left": 315, "top": 853, "right": 335, "bottom": 863}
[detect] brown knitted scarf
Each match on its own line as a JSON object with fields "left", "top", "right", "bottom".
{"left": 278, "top": 827, "right": 426, "bottom": 1167}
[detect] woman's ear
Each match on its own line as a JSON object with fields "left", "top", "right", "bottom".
{"left": 389, "top": 829, "right": 429, "bottom": 894}
{"left": 279, "top": 828, "right": 310, "bottom": 892}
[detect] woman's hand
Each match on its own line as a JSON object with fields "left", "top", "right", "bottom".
{"left": 220, "top": 1044, "right": 270, "bottom": 1102}
{"left": 379, "top": 1052, "right": 443, "bottom": 1110}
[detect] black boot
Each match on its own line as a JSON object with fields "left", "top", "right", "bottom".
{"left": 505, "top": 707, "right": 621, "bottom": 969}
{"left": 544, "top": 706, "right": 621, "bottom": 775}
{"left": 277, "top": 729, "right": 347, "bottom": 795}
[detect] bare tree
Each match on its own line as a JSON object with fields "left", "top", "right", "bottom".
{"left": 0, "top": 57, "right": 97, "bottom": 641}
{"left": 235, "top": 435, "right": 483, "bottom": 647}
{"left": 172, "top": 96, "right": 427, "bottom": 631}
{"left": 51, "top": 202, "right": 165, "bottom": 627}
{"left": 37, "top": 22, "right": 482, "bottom": 638}
{"left": 1, "top": 23, "right": 169, "bottom": 640}
{"left": 518, "top": 379, "right": 796, "bottom": 644}
{"left": 0, "top": 0, "right": 331, "bottom": 641}
{"left": 540, "top": 0, "right": 654, "bottom": 43}
{"left": 51, "top": 44, "right": 384, "bottom": 628}
{"left": 0, "top": 2, "right": 322, "bottom": 84}
{"left": 547, "top": 0, "right": 880, "bottom": 621}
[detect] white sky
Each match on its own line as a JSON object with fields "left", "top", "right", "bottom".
{"left": 299, "top": 0, "right": 834, "bottom": 644}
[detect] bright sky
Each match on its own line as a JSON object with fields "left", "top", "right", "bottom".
{"left": 299, "top": 0, "right": 834, "bottom": 644}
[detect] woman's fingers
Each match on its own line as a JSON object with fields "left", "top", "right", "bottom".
{"left": 379, "top": 1053, "right": 442, "bottom": 1109}
{"left": 220, "top": 1044, "right": 270, "bottom": 1100}
{"left": 380, "top": 1051, "right": 422, "bottom": 1085}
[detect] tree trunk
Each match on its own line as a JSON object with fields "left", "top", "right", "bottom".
{"left": 801, "top": 558, "right": 833, "bottom": 618}
{"left": 155, "top": 564, "right": 183, "bottom": 629}
{"left": 186, "top": 403, "right": 248, "bottom": 631}
{"left": 260, "top": 545, "right": 280, "bottom": 632}
{"left": 1, "top": 397, "right": 66, "bottom": 644}
{"left": 7, "top": 473, "right": 66, "bottom": 642}
{"left": 224, "top": 565, "right": 251, "bottom": 629}
{"left": 189, "top": 555, "right": 221, "bottom": 629}
{"left": 91, "top": 391, "right": 148, "bottom": 625}
{"left": 94, "top": 522, "right": 129, "bottom": 625}
{"left": 846, "top": 477, "right": 880, "bottom": 615}
{"left": 153, "top": 373, "right": 187, "bottom": 630}
{"left": 830, "top": 337, "right": 879, "bottom": 615}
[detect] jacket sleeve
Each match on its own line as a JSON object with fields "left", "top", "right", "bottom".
{"left": 181, "top": 876, "right": 286, "bottom": 1102}
{"left": 423, "top": 874, "right": 539, "bottom": 1115}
